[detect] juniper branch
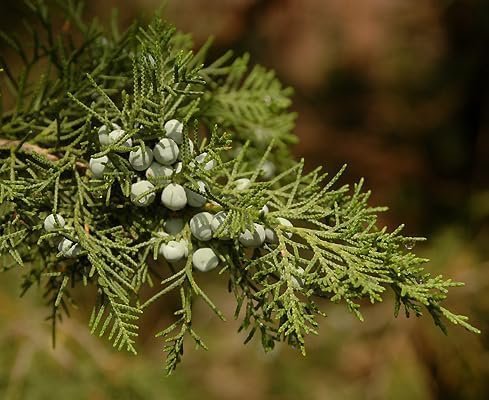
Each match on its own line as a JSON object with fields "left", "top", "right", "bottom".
{"left": 0, "top": 0, "right": 479, "bottom": 376}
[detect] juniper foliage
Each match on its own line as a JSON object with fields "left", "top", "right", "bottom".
{"left": 0, "top": 0, "right": 479, "bottom": 374}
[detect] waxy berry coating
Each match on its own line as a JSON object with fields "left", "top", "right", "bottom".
{"left": 129, "top": 147, "right": 153, "bottom": 171}
{"left": 98, "top": 123, "right": 120, "bottom": 146}
{"left": 234, "top": 178, "right": 251, "bottom": 191}
{"left": 192, "top": 247, "right": 219, "bottom": 272}
{"left": 160, "top": 239, "right": 188, "bottom": 262}
{"left": 260, "top": 161, "right": 276, "bottom": 180}
{"left": 43, "top": 214, "right": 66, "bottom": 232}
{"left": 185, "top": 181, "right": 207, "bottom": 208}
{"left": 58, "top": 238, "right": 80, "bottom": 258}
{"left": 239, "top": 223, "right": 265, "bottom": 247}
{"left": 161, "top": 183, "right": 187, "bottom": 210}
{"left": 189, "top": 212, "right": 213, "bottom": 241}
{"left": 145, "top": 162, "right": 173, "bottom": 181}
{"left": 265, "top": 217, "right": 293, "bottom": 244}
{"left": 130, "top": 180, "right": 156, "bottom": 207}
{"left": 89, "top": 155, "right": 109, "bottom": 178}
{"left": 154, "top": 138, "right": 179, "bottom": 165}
{"left": 164, "top": 119, "right": 184, "bottom": 144}
{"left": 108, "top": 129, "right": 132, "bottom": 147}
{"left": 195, "top": 152, "right": 215, "bottom": 170}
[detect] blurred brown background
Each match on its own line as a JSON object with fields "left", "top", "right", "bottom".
{"left": 1, "top": 1, "right": 489, "bottom": 399}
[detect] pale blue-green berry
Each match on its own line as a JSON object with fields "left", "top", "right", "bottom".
{"left": 89, "top": 155, "right": 109, "bottom": 178}
{"left": 130, "top": 180, "right": 156, "bottom": 207}
{"left": 260, "top": 204, "right": 269, "bottom": 216}
{"left": 189, "top": 212, "right": 213, "bottom": 241}
{"left": 43, "top": 213, "right": 66, "bottom": 231}
{"left": 98, "top": 123, "right": 120, "bottom": 146}
{"left": 146, "top": 54, "right": 156, "bottom": 67}
{"left": 185, "top": 181, "right": 207, "bottom": 208}
{"left": 58, "top": 238, "right": 80, "bottom": 258}
{"left": 154, "top": 138, "right": 179, "bottom": 165}
{"left": 156, "top": 230, "right": 170, "bottom": 238}
{"left": 158, "top": 239, "right": 189, "bottom": 269}
{"left": 211, "top": 211, "right": 230, "bottom": 240}
{"left": 195, "top": 152, "right": 215, "bottom": 170}
{"left": 145, "top": 162, "right": 173, "bottom": 181}
{"left": 108, "top": 129, "right": 132, "bottom": 147}
{"left": 260, "top": 161, "right": 276, "bottom": 180}
{"left": 239, "top": 223, "right": 265, "bottom": 247}
{"left": 291, "top": 267, "right": 305, "bottom": 289}
{"left": 195, "top": 153, "right": 207, "bottom": 163}
{"left": 161, "top": 183, "right": 187, "bottom": 210}
{"left": 164, "top": 119, "right": 184, "bottom": 144}
{"left": 265, "top": 217, "right": 293, "bottom": 244}
{"left": 173, "top": 161, "right": 183, "bottom": 174}
{"left": 187, "top": 139, "right": 195, "bottom": 154}
{"left": 129, "top": 146, "right": 153, "bottom": 171}
{"left": 159, "top": 239, "right": 188, "bottom": 263}
{"left": 66, "top": 243, "right": 81, "bottom": 258}
{"left": 192, "top": 247, "right": 219, "bottom": 272}
{"left": 164, "top": 218, "right": 185, "bottom": 235}
{"left": 234, "top": 178, "right": 251, "bottom": 191}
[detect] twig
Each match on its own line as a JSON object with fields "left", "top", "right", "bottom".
{"left": 0, "top": 138, "right": 87, "bottom": 169}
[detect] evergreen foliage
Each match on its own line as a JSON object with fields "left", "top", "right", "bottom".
{"left": 0, "top": 0, "right": 479, "bottom": 374}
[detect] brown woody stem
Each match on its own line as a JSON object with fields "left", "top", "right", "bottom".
{"left": 0, "top": 138, "right": 87, "bottom": 169}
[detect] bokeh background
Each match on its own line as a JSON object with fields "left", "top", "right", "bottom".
{"left": 1, "top": 0, "right": 489, "bottom": 399}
